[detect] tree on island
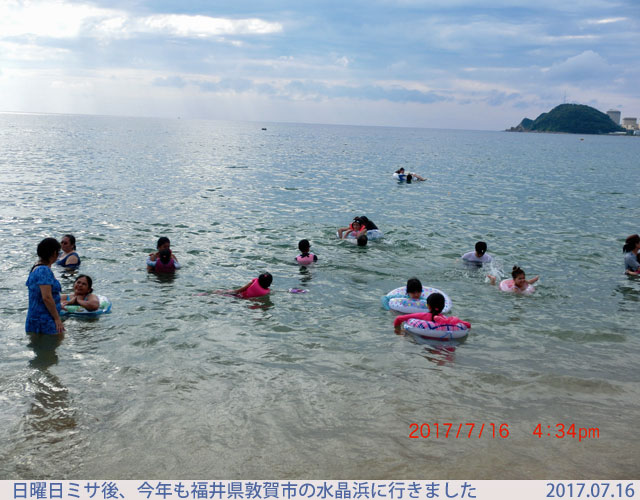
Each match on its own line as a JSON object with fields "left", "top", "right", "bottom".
{"left": 508, "top": 104, "right": 625, "bottom": 134}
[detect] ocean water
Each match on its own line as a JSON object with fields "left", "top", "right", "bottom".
{"left": 0, "top": 113, "right": 639, "bottom": 479}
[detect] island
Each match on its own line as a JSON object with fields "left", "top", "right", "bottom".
{"left": 507, "top": 104, "right": 625, "bottom": 135}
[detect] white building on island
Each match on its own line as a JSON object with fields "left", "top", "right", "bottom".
{"left": 607, "top": 109, "right": 621, "bottom": 124}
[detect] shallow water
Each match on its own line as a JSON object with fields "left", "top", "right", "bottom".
{"left": 0, "top": 113, "right": 639, "bottom": 479}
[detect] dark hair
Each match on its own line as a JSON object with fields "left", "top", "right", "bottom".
{"left": 358, "top": 216, "right": 377, "bottom": 230}
{"left": 395, "top": 168, "right": 405, "bottom": 174}
{"left": 62, "top": 234, "right": 77, "bottom": 250}
{"left": 475, "top": 241, "right": 487, "bottom": 255}
{"left": 75, "top": 274, "right": 93, "bottom": 293}
{"left": 406, "top": 173, "right": 413, "bottom": 183}
{"left": 159, "top": 248, "right": 172, "bottom": 264}
{"left": 37, "top": 237, "right": 61, "bottom": 262}
{"left": 427, "top": 292, "right": 445, "bottom": 317}
{"left": 357, "top": 234, "right": 368, "bottom": 247}
{"left": 623, "top": 234, "right": 640, "bottom": 253}
{"left": 157, "top": 237, "right": 170, "bottom": 249}
{"left": 406, "top": 277, "right": 422, "bottom": 294}
{"left": 31, "top": 237, "right": 61, "bottom": 272}
{"left": 258, "top": 272, "right": 272, "bottom": 289}
{"left": 511, "top": 266, "right": 525, "bottom": 279}
{"left": 298, "top": 239, "right": 310, "bottom": 253}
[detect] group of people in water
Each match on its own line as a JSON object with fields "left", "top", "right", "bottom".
{"left": 24, "top": 225, "right": 640, "bottom": 339}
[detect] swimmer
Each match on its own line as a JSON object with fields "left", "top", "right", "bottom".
{"left": 393, "top": 292, "right": 470, "bottom": 335}
{"left": 217, "top": 272, "right": 273, "bottom": 298}
{"left": 338, "top": 217, "right": 363, "bottom": 239}
{"left": 148, "top": 237, "right": 179, "bottom": 271}
{"left": 147, "top": 248, "right": 181, "bottom": 273}
{"left": 357, "top": 234, "right": 368, "bottom": 247}
{"left": 295, "top": 239, "right": 318, "bottom": 265}
{"left": 56, "top": 234, "right": 81, "bottom": 268}
{"left": 61, "top": 275, "right": 99, "bottom": 311}
{"left": 623, "top": 234, "right": 640, "bottom": 276}
{"left": 488, "top": 266, "right": 539, "bottom": 293}
{"left": 406, "top": 277, "right": 423, "bottom": 299}
{"left": 461, "top": 241, "right": 493, "bottom": 265}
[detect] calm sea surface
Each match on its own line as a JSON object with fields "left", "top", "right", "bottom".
{"left": 0, "top": 113, "right": 639, "bottom": 479}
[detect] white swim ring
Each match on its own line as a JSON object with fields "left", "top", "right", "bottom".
{"left": 382, "top": 286, "right": 452, "bottom": 314}
{"left": 403, "top": 317, "right": 469, "bottom": 340}
{"left": 499, "top": 279, "right": 535, "bottom": 295}
{"left": 393, "top": 172, "right": 407, "bottom": 182}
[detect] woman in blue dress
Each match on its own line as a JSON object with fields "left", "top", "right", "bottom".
{"left": 26, "top": 238, "right": 65, "bottom": 335}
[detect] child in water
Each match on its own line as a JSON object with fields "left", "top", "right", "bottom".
{"left": 488, "top": 266, "right": 538, "bottom": 293}
{"left": 147, "top": 248, "right": 181, "bottom": 273}
{"left": 393, "top": 293, "right": 470, "bottom": 334}
{"left": 147, "top": 237, "right": 179, "bottom": 271}
{"left": 227, "top": 272, "right": 273, "bottom": 298}
{"left": 462, "top": 241, "right": 493, "bottom": 265}
{"left": 406, "top": 277, "right": 422, "bottom": 299}
{"left": 357, "top": 234, "right": 368, "bottom": 247}
{"left": 295, "top": 239, "right": 318, "bottom": 265}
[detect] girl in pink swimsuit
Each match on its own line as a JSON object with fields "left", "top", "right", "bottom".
{"left": 229, "top": 272, "right": 273, "bottom": 298}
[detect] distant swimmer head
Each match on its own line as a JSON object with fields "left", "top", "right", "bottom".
{"left": 258, "top": 272, "right": 273, "bottom": 289}
{"left": 357, "top": 234, "right": 368, "bottom": 247}
{"left": 298, "top": 239, "right": 311, "bottom": 253}
{"left": 623, "top": 234, "right": 640, "bottom": 253}
{"left": 475, "top": 241, "right": 488, "bottom": 256}
{"left": 159, "top": 248, "right": 172, "bottom": 264}
{"left": 156, "top": 236, "right": 171, "bottom": 250}
{"left": 406, "top": 277, "right": 423, "bottom": 299}
{"left": 395, "top": 168, "right": 405, "bottom": 174}
{"left": 426, "top": 292, "right": 445, "bottom": 317}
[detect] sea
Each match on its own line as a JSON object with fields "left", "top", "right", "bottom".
{"left": 0, "top": 112, "right": 639, "bottom": 479}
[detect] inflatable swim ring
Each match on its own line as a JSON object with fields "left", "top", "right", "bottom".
{"left": 382, "top": 286, "right": 452, "bottom": 314}
{"left": 61, "top": 295, "right": 112, "bottom": 317}
{"left": 403, "top": 317, "right": 469, "bottom": 340}
{"left": 345, "top": 229, "right": 383, "bottom": 241}
{"left": 499, "top": 279, "right": 535, "bottom": 295}
{"left": 337, "top": 229, "right": 384, "bottom": 241}
{"left": 393, "top": 172, "right": 407, "bottom": 182}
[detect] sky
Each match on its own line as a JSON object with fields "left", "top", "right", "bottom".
{"left": 0, "top": 0, "right": 638, "bottom": 130}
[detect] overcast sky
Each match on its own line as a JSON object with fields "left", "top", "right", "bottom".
{"left": 1, "top": 0, "right": 638, "bottom": 129}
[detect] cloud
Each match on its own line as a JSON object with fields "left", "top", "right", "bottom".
{"left": 543, "top": 50, "right": 611, "bottom": 83}
{"left": 153, "top": 75, "right": 187, "bottom": 88}
{"left": 0, "top": 1, "right": 282, "bottom": 40}
{"left": 586, "top": 17, "right": 628, "bottom": 24}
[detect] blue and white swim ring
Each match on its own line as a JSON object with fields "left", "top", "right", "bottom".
{"left": 403, "top": 317, "right": 469, "bottom": 340}
{"left": 61, "top": 295, "right": 112, "bottom": 317}
{"left": 382, "top": 286, "right": 452, "bottom": 314}
{"left": 393, "top": 172, "right": 407, "bottom": 182}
